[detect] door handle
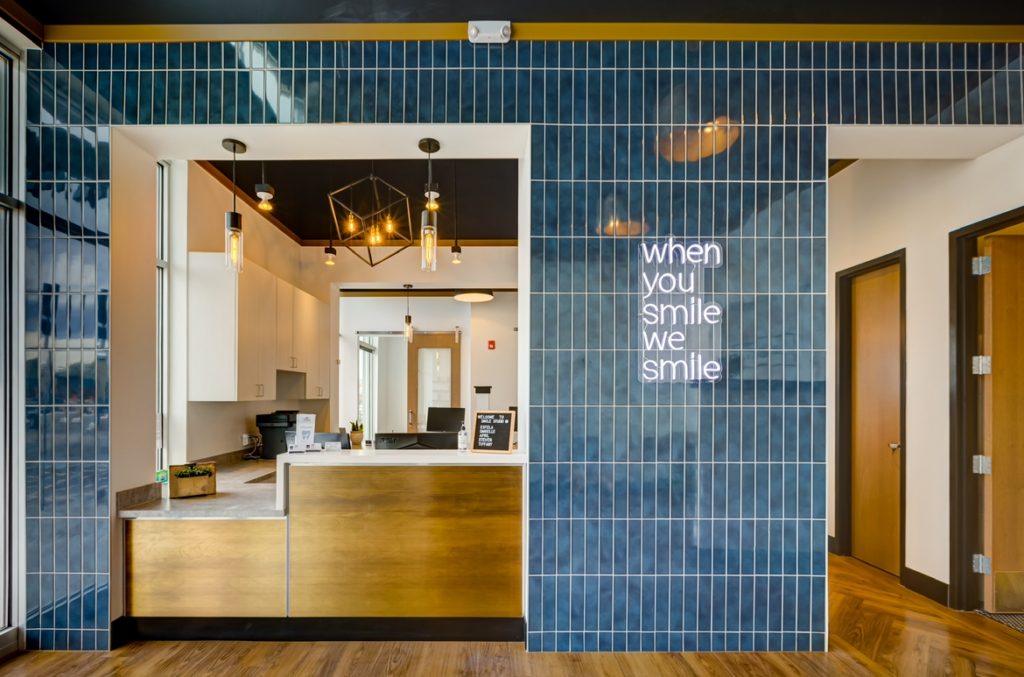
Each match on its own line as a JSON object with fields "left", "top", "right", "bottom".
{"left": 260, "top": 384, "right": 265, "bottom": 398}
{"left": 889, "top": 443, "right": 901, "bottom": 452}
{"left": 408, "top": 410, "right": 414, "bottom": 425}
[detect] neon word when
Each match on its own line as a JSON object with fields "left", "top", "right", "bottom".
{"left": 638, "top": 237, "right": 724, "bottom": 383}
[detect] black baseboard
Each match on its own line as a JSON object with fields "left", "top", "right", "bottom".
{"left": 902, "top": 567, "right": 949, "bottom": 606}
{"left": 113, "top": 616, "right": 525, "bottom": 643}
{"left": 111, "top": 615, "right": 133, "bottom": 649}
{"left": 828, "top": 535, "right": 838, "bottom": 554}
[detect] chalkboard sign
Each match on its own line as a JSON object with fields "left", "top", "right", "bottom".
{"left": 472, "top": 410, "right": 516, "bottom": 454}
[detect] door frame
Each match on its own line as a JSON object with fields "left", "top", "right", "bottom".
{"left": 948, "top": 205, "right": 1024, "bottom": 611}
{"left": 835, "top": 249, "right": 907, "bottom": 580}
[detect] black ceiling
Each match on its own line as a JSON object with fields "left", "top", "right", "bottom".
{"left": 206, "top": 159, "right": 518, "bottom": 243}
{"left": 17, "top": 0, "right": 1024, "bottom": 26}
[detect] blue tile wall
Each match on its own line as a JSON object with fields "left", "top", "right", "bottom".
{"left": 23, "top": 39, "right": 1023, "bottom": 652}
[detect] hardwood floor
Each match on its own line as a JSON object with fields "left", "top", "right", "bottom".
{"left": 2, "top": 555, "right": 1023, "bottom": 676}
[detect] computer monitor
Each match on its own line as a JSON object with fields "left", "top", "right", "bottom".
{"left": 509, "top": 406, "right": 518, "bottom": 432}
{"left": 426, "top": 407, "right": 466, "bottom": 432}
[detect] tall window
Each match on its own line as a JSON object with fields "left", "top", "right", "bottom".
{"left": 0, "top": 42, "right": 14, "bottom": 635}
{"left": 357, "top": 337, "right": 377, "bottom": 440}
{"left": 156, "top": 162, "right": 169, "bottom": 472}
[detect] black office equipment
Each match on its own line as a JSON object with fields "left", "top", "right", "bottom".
{"left": 509, "top": 406, "right": 518, "bottom": 432}
{"left": 426, "top": 407, "right": 466, "bottom": 432}
{"left": 373, "top": 432, "right": 460, "bottom": 450}
{"left": 255, "top": 410, "right": 298, "bottom": 459}
{"left": 313, "top": 432, "right": 351, "bottom": 450}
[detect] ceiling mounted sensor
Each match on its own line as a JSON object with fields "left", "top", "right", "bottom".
{"left": 255, "top": 161, "right": 274, "bottom": 211}
{"left": 328, "top": 164, "right": 413, "bottom": 267}
{"left": 222, "top": 138, "right": 246, "bottom": 274}
{"left": 468, "top": 21, "right": 511, "bottom": 44}
{"left": 419, "top": 138, "right": 441, "bottom": 273}
{"left": 453, "top": 290, "right": 494, "bottom": 303}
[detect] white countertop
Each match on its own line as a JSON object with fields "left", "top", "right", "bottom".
{"left": 275, "top": 448, "right": 527, "bottom": 510}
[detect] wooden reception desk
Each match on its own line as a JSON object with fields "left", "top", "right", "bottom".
{"left": 121, "top": 450, "right": 526, "bottom": 638}
{"left": 289, "top": 465, "right": 522, "bottom": 617}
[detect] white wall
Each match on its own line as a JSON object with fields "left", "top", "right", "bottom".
{"left": 469, "top": 292, "right": 519, "bottom": 418}
{"left": 827, "top": 133, "right": 1024, "bottom": 584}
{"left": 376, "top": 337, "right": 408, "bottom": 434}
{"left": 109, "top": 131, "right": 159, "bottom": 619}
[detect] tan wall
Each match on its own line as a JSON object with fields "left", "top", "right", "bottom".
{"left": 109, "top": 130, "right": 160, "bottom": 619}
{"left": 469, "top": 292, "right": 519, "bottom": 418}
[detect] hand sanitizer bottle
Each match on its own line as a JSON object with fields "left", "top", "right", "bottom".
{"left": 458, "top": 421, "right": 469, "bottom": 453}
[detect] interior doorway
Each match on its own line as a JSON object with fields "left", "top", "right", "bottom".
{"left": 836, "top": 250, "right": 906, "bottom": 577}
{"left": 950, "top": 208, "right": 1024, "bottom": 612}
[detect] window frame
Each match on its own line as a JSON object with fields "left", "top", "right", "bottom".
{"left": 155, "top": 161, "right": 169, "bottom": 472}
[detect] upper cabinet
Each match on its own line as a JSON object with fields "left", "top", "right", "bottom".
{"left": 305, "top": 302, "right": 332, "bottom": 400}
{"left": 189, "top": 253, "right": 330, "bottom": 402}
{"left": 188, "top": 253, "right": 277, "bottom": 402}
{"left": 277, "top": 280, "right": 318, "bottom": 375}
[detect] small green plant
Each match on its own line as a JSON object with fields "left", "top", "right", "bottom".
{"left": 350, "top": 421, "right": 364, "bottom": 432}
{"left": 175, "top": 466, "right": 213, "bottom": 479}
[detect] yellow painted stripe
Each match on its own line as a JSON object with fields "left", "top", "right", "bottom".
{"left": 44, "top": 22, "right": 1024, "bottom": 44}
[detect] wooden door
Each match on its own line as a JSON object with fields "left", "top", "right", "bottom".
{"left": 980, "top": 236, "right": 1024, "bottom": 612}
{"left": 407, "top": 333, "right": 460, "bottom": 432}
{"left": 850, "top": 263, "right": 902, "bottom": 575}
{"left": 276, "top": 279, "right": 295, "bottom": 371}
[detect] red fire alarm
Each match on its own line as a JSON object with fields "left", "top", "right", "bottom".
{"left": 488, "top": 340, "right": 496, "bottom": 350}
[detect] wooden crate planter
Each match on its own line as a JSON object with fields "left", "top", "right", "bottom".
{"left": 169, "top": 463, "right": 217, "bottom": 499}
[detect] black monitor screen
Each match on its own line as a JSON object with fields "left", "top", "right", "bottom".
{"left": 426, "top": 407, "right": 466, "bottom": 432}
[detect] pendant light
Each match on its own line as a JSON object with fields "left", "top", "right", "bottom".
{"left": 451, "top": 162, "right": 462, "bottom": 265}
{"left": 404, "top": 284, "right": 414, "bottom": 343}
{"left": 419, "top": 138, "right": 440, "bottom": 272}
{"left": 255, "top": 161, "right": 274, "bottom": 211}
{"left": 325, "top": 163, "right": 337, "bottom": 265}
{"left": 222, "top": 139, "right": 246, "bottom": 273}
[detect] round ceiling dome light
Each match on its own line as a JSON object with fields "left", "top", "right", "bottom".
{"left": 453, "top": 290, "right": 494, "bottom": 303}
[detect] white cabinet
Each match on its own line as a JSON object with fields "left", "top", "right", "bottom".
{"left": 276, "top": 279, "right": 295, "bottom": 371}
{"left": 276, "top": 280, "right": 317, "bottom": 375}
{"left": 305, "top": 301, "right": 332, "bottom": 400}
{"left": 188, "top": 253, "right": 276, "bottom": 402}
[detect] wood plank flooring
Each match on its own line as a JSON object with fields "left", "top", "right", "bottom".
{"left": 2, "top": 555, "right": 1024, "bottom": 677}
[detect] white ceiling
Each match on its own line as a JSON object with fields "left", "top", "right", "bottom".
{"left": 828, "top": 125, "right": 1024, "bottom": 160}
{"left": 114, "top": 123, "right": 532, "bottom": 161}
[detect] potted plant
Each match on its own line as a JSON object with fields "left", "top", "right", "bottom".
{"left": 350, "top": 421, "right": 364, "bottom": 449}
{"left": 169, "top": 462, "right": 217, "bottom": 498}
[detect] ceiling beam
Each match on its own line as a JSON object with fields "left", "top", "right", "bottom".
{"left": 44, "top": 22, "right": 1024, "bottom": 43}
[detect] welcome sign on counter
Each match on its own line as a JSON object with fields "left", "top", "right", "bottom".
{"left": 472, "top": 411, "right": 516, "bottom": 454}
{"left": 639, "top": 238, "right": 724, "bottom": 383}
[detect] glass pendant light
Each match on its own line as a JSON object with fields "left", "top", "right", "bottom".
{"left": 222, "top": 139, "right": 246, "bottom": 273}
{"left": 255, "top": 161, "right": 274, "bottom": 211}
{"left": 419, "top": 138, "right": 440, "bottom": 272}
{"left": 451, "top": 162, "right": 462, "bottom": 264}
{"left": 404, "top": 284, "right": 414, "bottom": 343}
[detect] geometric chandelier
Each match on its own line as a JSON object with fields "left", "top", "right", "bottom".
{"left": 327, "top": 169, "right": 413, "bottom": 267}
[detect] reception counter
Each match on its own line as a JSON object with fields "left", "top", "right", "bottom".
{"left": 119, "top": 450, "right": 527, "bottom": 640}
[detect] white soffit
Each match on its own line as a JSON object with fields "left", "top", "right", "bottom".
{"left": 828, "top": 125, "right": 1024, "bottom": 160}
{"left": 115, "top": 123, "right": 531, "bottom": 161}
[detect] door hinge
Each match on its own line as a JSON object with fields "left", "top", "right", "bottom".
{"left": 972, "top": 356, "right": 992, "bottom": 375}
{"left": 972, "top": 256, "right": 991, "bottom": 275}
{"left": 973, "top": 554, "right": 992, "bottom": 575}
{"left": 972, "top": 455, "right": 992, "bottom": 475}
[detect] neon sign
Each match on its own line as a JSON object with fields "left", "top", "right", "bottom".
{"left": 638, "top": 238, "right": 724, "bottom": 383}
